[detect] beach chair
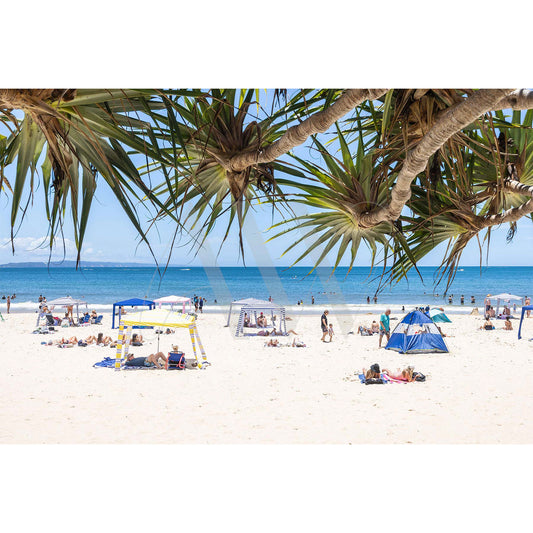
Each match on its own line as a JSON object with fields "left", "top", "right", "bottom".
{"left": 78, "top": 315, "right": 91, "bottom": 326}
{"left": 94, "top": 315, "right": 103, "bottom": 325}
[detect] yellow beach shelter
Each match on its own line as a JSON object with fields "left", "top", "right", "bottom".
{"left": 114, "top": 308, "right": 208, "bottom": 370}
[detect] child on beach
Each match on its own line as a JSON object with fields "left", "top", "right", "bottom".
{"left": 328, "top": 323, "right": 334, "bottom": 342}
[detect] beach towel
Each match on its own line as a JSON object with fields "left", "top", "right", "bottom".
{"left": 93, "top": 357, "right": 118, "bottom": 368}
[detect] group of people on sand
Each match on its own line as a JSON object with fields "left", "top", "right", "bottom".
{"left": 481, "top": 316, "right": 513, "bottom": 331}
{"left": 244, "top": 312, "right": 275, "bottom": 328}
{"left": 46, "top": 332, "right": 144, "bottom": 348}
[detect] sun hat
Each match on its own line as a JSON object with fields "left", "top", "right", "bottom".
{"left": 370, "top": 363, "right": 380, "bottom": 374}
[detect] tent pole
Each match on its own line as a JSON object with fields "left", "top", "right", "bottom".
{"left": 115, "top": 321, "right": 125, "bottom": 370}
{"left": 226, "top": 302, "right": 233, "bottom": 327}
{"left": 189, "top": 324, "right": 198, "bottom": 363}
{"left": 518, "top": 307, "right": 526, "bottom": 339}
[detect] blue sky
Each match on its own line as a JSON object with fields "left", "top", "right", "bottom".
{"left": 1, "top": 91, "right": 533, "bottom": 268}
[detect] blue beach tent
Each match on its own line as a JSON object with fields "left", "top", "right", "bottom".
{"left": 517, "top": 305, "right": 533, "bottom": 339}
{"left": 386, "top": 310, "right": 449, "bottom": 354}
{"left": 112, "top": 298, "right": 155, "bottom": 329}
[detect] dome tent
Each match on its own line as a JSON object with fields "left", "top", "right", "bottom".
{"left": 428, "top": 307, "right": 452, "bottom": 323}
{"left": 386, "top": 310, "right": 448, "bottom": 354}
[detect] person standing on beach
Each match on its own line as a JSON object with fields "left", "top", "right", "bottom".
{"left": 199, "top": 297, "right": 204, "bottom": 313}
{"left": 373, "top": 296, "right": 377, "bottom": 304}
{"left": 311, "top": 295, "right": 315, "bottom": 305}
{"left": 328, "top": 322, "right": 334, "bottom": 342}
{"left": 461, "top": 295, "right": 464, "bottom": 305}
{"left": 367, "top": 296, "right": 370, "bottom": 304}
{"left": 6, "top": 295, "right": 10, "bottom": 314}
{"left": 526, "top": 296, "right": 531, "bottom": 317}
{"left": 320, "top": 310, "right": 329, "bottom": 342}
{"left": 379, "top": 309, "right": 391, "bottom": 348}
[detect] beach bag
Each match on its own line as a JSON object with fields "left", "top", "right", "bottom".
{"left": 365, "top": 378, "right": 384, "bottom": 385}
{"left": 413, "top": 372, "right": 426, "bottom": 382}
{"left": 167, "top": 351, "right": 186, "bottom": 370}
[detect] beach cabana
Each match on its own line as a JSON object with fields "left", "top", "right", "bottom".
{"left": 227, "top": 298, "right": 286, "bottom": 336}
{"left": 491, "top": 293, "right": 523, "bottom": 315}
{"left": 153, "top": 295, "right": 192, "bottom": 314}
{"left": 517, "top": 305, "right": 533, "bottom": 339}
{"left": 43, "top": 296, "right": 87, "bottom": 324}
{"left": 112, "top": 298, "right": 155, "bottom": 329}
{"left": 428, "top": 307, "right": 452, "bottom": 323}
{"left": 226, "top": 298, "right": 268, "bottom": 326}
{"left": 114, "top": 308, "right": 208, "bottom": 369}
{"left": 386, "top": 310, "right": 448, "bottom": 354}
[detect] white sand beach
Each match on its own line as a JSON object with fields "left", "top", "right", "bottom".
{"left": 1, "top": 308, "right": 533, "bottom": 444}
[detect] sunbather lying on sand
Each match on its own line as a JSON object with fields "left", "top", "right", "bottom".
{"left": 258, "top": 327, "right": 299, "bottom": 336}
{"left": 382, "top": 366, "right": 417, "bottom": 382}
{"left": 362, "top": 363, "right": 381, "bottom": 380}
{"left": 125, "top": 352, "right": 168, "bottom": 369}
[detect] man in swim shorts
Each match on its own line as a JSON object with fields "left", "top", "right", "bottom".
{"left": 125, "top": 352, "right": 168, "bottom": 369}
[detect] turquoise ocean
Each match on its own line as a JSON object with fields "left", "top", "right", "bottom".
{"left": 0, "top": 266, "right": 531, "bottom": 314}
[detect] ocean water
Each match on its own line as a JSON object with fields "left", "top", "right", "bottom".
{"left": 0, "top": 266, "right": 531, "bottom": 313}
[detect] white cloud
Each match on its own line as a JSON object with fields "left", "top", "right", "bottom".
{"left": 0, "top": 236, "right": 106, "bottom": 263}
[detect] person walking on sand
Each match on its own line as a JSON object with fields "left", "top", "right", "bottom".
{"left": 320, "top": 310, "right": 329, "bottom": 342}
{"left": 6, "top": 295, "right": 10, "bottom": 314}
{"left": 526, "top": 296, "right": 531, "bottom": 318}
{"left": 379, "top": 309, "right": 391, "bottom": 348}
{"left": 328, "top": 322, "right": 334, "bottom": 342}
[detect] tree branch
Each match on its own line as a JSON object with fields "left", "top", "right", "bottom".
{"left": 482, "top": 200, "right": 533, "bottom": 226}
{"left": 481, "top": 178, "right": 533, "bottom": 226}
{"left": 228, "top": 89, "right": 389, "bottom": 172}
{"left": 494, "top": 89, "right": 533, "bottom": 111}
{"left": 358, "top": 89, "right": 514, "bottom": 228}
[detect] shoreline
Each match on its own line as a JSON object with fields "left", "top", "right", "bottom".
{"left": 1, "top": 301, "right": 494, "bottom": 316}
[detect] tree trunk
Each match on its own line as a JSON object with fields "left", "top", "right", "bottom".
{"left": 228, "top": 89, "right": 389, "bottom": 172}
{"left": 358, "top": 89, "right": 514, "bottom": 228}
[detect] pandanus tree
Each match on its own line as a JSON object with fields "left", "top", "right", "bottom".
{"left": 2, "top": 87, "right": 533, "bottom": 290}
{"left": 0, "top": 88, "right": 187, "bottom": 264}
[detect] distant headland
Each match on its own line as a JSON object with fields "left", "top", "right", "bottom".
{"left": 0, "top": 261, "right": 154, "bottom": 268}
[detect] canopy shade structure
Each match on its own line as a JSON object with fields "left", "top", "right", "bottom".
{"left": 226, "top": 298, "right": 281, "bottom": 327}
{"left": 114, "top": 308, "right": 208, "bottom": 369}
{"left": 386, "top": 310, "right": 448, "bottom": 354}
{"left": 42, "top": 296, "right": 87, "bottom": 324}
{"left": 231, "top": 300, "right": 287, "bottom": 337}
{"left": 518, "top": 305, "right": 533, "bottom": 339}
{"left": 484, "top": 293, "right": 524, "bottom": 316}
{"left": 112, "top": 298, "right": 155, "bottom": 329}
{"left": 428, "top": 308, "right": 452, "bottom": 323}
{"left": 153, "top": 295, "right": 192, "bottom": 314}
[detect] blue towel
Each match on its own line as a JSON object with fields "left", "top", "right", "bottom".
{"left": 93, "top": 357, "right": 120, "bottom": 368}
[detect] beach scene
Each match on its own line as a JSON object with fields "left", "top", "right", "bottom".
{"left": 2, "top": 88, "right": 533, "bottom": 446}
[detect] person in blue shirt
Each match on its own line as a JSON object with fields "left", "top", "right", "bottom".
{"left": 379, "top": 309, "right": 391, "bottom": 348}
